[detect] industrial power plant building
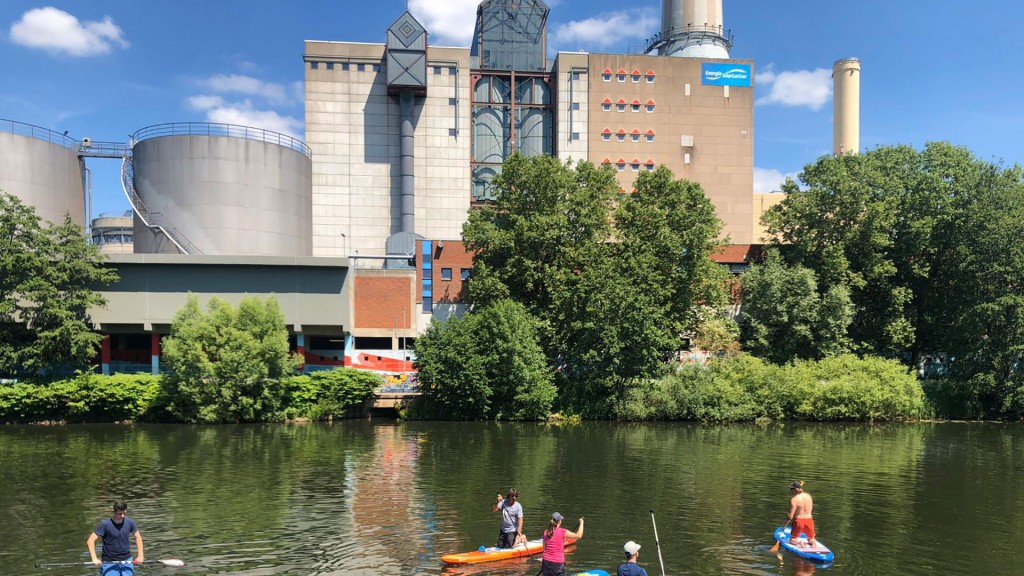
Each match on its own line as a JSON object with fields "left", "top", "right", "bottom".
{"left": 0, "top": 0, "right": 860, "bottom": 376}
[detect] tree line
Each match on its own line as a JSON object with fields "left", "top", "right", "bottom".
{"left": 413, "top": 145, "right": 1024, "bottom": 420}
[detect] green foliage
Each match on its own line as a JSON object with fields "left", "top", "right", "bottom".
{"left": 0, "top": 373, "right": 161, "bottom": 423}
{"left": 0, "top": 192, "right": 117, "bottom": 376}
{"left": 411, "top": 299, "right": 555, "bottom": 420}
{"left": 462, "top": 156, "right": 729, "bottom": 417}
{"left": 161, "top": 295, "right": 301, "bottom": 423}
{"left": 740, "top": 250, "right": 853, "bottom": 363}
{"left": 283, "top": 368, "right": 381, "bottom": 420}
{"left": 614, "top": 354, "right": 929, "bottom": 422}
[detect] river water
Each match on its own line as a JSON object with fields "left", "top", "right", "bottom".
{"left": 2, "top": 422, "right": 1022, "bottom": 576}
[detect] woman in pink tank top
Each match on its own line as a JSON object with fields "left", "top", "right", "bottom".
{"left": 541, "top": 511, "right": 584, "bottom": 576}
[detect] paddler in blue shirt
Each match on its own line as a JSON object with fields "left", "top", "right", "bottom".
{"left": 617, "top": 541, "right": 648, "bottom": 576}
{"left": 491, "top": 488, "right": 526, "bottom": 548}
{"left": 87, "top": 501, "right": 144, "bottom": 575}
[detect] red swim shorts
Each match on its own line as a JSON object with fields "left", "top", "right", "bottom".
{"left": 791, "top": 518, "right": 816, "bottom": 541}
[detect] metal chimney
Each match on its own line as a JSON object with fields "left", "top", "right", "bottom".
{"left": 648, "top": 0, "right": 731, "bottom": 59}
{"left": 833, "top": 58, "right": 860, "bottom": 156}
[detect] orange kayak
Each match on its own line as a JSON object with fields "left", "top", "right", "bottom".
{"left": 441, "top": 537, "right": 578, "bottom": 565}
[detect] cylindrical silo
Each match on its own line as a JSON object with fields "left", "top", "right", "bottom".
{"left": 833, "top": 58, "right": 861, "bottom": 156}
{"left": 0, "top": 119, "right": 85, "bottom": 227}
{"left": 130, "top": 123, "right": 313, "bottom": 256}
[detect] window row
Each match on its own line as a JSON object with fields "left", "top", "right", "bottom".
{"left": 439, "top": 268, "right": 471, "bottom": 281}
{"left": 309, "top": 61, "right": 381, "bottom": 72}
{"left": 601, "top": 128, "right": 656, "bottom": 143}
{"left": 601, "top": 68, "right": 656, "bottom": 83}
{"left": 601, "top": 98, "right": 656, "bottom": 113}
{"left": 602, "top": 158, "right": 657, "bottom": 173}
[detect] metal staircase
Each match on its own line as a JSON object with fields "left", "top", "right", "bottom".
{"left": 120, "top": 155, "right": 203, "bottom": 255}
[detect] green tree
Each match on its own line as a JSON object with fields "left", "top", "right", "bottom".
{"left": 0, "top": 192, "right": 116, "bottom": 376}
{"left": 161, "top": 295, "right": 301, "bottom": 423}
{"left": 413, "top": 299, "right": 554, "bottom": 420}
{"left": 740, "top": 250, "right": 854, "bottom": 364}
{"left": 463, "top": 157, "right": 729, "bottom": 415}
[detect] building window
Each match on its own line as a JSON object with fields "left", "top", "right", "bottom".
{"left": 631, "top": 162, "right": 640, "bottom": 172}
{"left": 310, "top": 61, "right": 319, "bottom": 70}
{"left": 646, "top": 104, "right": 655, "bottom": 113}
{"left": 372, "top": 64, "right": 380, "bottom": 72}
{"left": 616, "top": 161, "right": 626, "bottom": 172}
{"left": 461, "top": 268, "right": 471, "bottom": 281}
{"left": 616, "top": 133, "right": 625, "bottom": 142}
{"left": 602, "top": 72, "right": 611, "bottom": 82}
{"left": 357, "top": 63, "right": 365, "bottom": 72}
{"left": 342, "top": 63, "right": 350, "bottom": 71}
{"left": 645, "top": 162, "right": 655, "bottom": 172}
{"left": 326, "top": 62, "right": 334, "bottom": 70}
{"left": 433, "top": 66, "right": 442, "bottom": 75}
{"left": 631, "top": 72, "right": 641, "bottom": 83}
{"left": 422, "top": 297, "right": 432, "bottom": 313}
{"left": 602, "top": 132, "right": 611, "bottom": 141}
{"left": 571, "top": 132, "right": 581, "bottom": 141}
{"left": 646, "top": 72, "right": 656, "bottom": 83}
{"left": 631, "top": 133, "right": 640, "bottom": 142}
{"left": 646, "top": 133, "right": 655, "bottom": 143}
{"left": 616, "top": 103, "right": 626, "bottom": 112}
{"left": 571, "top": 72, "right": 581, "bottom": 80}
{"left": 602, "top": 102, "right": 611, "bottom": 112}
{"left": 571, "top": 102, "right": 580, "bottom": 111}
{"left": 631, "top": 103, "right": 640, "bottom": 112}
{"left": 617, "top": 72, "right": 626, "bottom": 82}
{"left": 441, "top": 268, "right": 452, "bottom": 280}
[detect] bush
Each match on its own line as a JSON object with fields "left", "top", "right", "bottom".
{"left": 283, "top": 368, "right": 381, "bottom": 420}
{"left": 0, "top": 373, "right": 161, "bottom": 423}
{"left": 613, "top": 354, "right": 929, "bottom": 422}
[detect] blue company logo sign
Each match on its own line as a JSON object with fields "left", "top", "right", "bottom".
{"left": 701, "top": 63, "right": 752, "bottom": 87}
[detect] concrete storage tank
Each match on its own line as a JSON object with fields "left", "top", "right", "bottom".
{"left": 129, "top": 122, "right": 313, "bottom": 256}
{"left": 0, "top": 119, "right": 85, "bottom": 227}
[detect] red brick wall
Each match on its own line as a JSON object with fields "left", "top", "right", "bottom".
{"left": 417, "top": 240, "right": 475, "bottom": 304}
{"left": 354, "top": 276, "right": 413, "bottom": 329}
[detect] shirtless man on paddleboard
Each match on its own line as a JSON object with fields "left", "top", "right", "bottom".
{"left": 787, "top": 481, "right": 818, "bottom": 548}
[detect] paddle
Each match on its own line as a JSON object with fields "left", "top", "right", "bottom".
{"left": 35, "top": 559, "right": 185, "bottom": 568}
{"left": 649, "top": 509, "right": 666, "bottom": 576}
{"left": 770, "top": 521, "right": 790, "bottom": 553}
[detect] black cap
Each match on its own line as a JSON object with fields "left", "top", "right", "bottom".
{"left": 789, "top": 481, "right": 802, "bottom": 489}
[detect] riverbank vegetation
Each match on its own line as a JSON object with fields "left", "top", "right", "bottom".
{"left": 0, "top": 295, "right": 379, "bottom": 424}
{"left": 414, "top": 148, "right": 1024, "bottom": 422}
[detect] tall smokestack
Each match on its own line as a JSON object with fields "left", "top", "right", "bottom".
{"left": 833, "top": 58, "right": 860, "bottom": 156}
{"left": 656, "top": 0, "right": 730, "bottom": 59}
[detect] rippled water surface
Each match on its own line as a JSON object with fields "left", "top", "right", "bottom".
{"left": 3, "top": 422, "right": 1023, "bottom": 575}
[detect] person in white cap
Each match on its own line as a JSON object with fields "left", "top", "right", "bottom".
{"left": 617, "top": 541, "right": 647, "bottom": 576}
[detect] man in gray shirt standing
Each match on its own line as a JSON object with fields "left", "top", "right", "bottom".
{"left": 491, "top": 488, "right": 525, "bottom": 548}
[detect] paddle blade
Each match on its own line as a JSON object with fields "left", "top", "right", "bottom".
{"left": 157, "top": 559, "right": 186, "bottom": 567}
{"left": 769, "top": 540, "right": 780, "bottom": 553}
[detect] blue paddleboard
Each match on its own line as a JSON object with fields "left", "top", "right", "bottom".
{"left": 773, "top": 526, "right": 834, "bottom": 563}
{"left": 572, "top": 571, "right": 609, "bottom": 576}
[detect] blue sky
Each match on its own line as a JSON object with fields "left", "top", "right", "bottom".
{"left": 2, "top": 0, "right": 1023, "bottom": 217}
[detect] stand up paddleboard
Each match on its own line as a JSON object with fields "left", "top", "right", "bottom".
{"left": 572, "top": 571, "right": 609, "bottom": 576}
{"left": 441, "top": 537, "right": 578, "bottom": 565}
{"left": 773, "top": 526, "right": 834, "bottom": 563}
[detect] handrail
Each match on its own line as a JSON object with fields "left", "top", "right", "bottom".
{"left": 0, "top": 118, "right": 77, "bottom": 147}
{"left": 120, "top": 156, "right": 203, "bottom": 255}
{"left": 132, "top": 122, "right": 311, "bottom": 158}
{"left": 642, "top": 25, "right": 734, "bottom": 55}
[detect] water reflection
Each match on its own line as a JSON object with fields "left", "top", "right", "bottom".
{"left": 3, "top": 422, "right": 1024, "bottom": 575}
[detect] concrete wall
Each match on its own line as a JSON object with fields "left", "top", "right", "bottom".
{"left": 304, "top": 42, "right": 472, "bottom": 257}
{"left": 90, "top": 254, "right": 349, "bottom": 334}
{"left": 554, "top": 52, "right": 590, "bottom": 164}
{"left": 0, "top": 132, "right": 84, "bottom": 227}
{"left": 588, "top": 54, "right": 754, "bottom": 243}
{"left": 132, "top": 135, "right": 313, "bottom": 256}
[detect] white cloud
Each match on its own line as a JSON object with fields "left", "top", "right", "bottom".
{"left": 9, "top": 7, "right": 128, "bottom": 57}
{"left": 186, "top": 96, "right": 302, "bottom": 139}
{"left": 756, "top": 67, "right": 832, "bottom": 111}
{"left": 754, "top": 167, "right": 798, "bottom": 194}
{"left": 409, "top": 0, "right": 479, "bottom": 46}
{"left": 552, "top": 9, "right": 659, "bottom": 49}
{"left": 200, "top": 74, "right": 293, "bottom": 105}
